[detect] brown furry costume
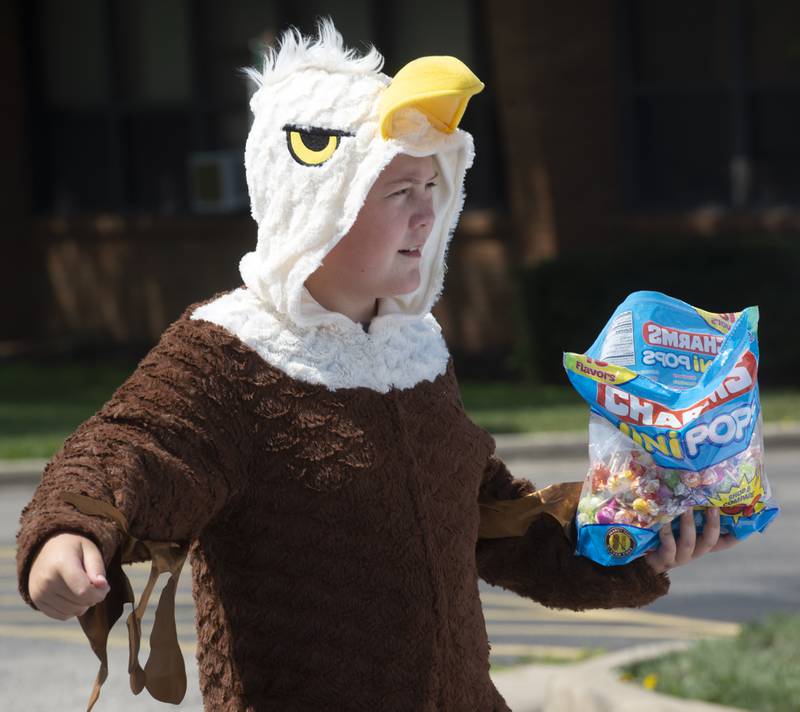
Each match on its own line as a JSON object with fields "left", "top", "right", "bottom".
{"left": 16, "top": 23, "right": 669, "bottom": 711}
{"left": 16, "top": 293, "right": 668, "bottom": 711}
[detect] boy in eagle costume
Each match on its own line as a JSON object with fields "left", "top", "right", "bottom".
{"left": 16, "top": 21, "right": 694, "bottom": 711}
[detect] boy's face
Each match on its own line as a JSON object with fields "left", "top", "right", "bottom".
{"left": 307, "top": 153, "right": 438, "bottom": 307}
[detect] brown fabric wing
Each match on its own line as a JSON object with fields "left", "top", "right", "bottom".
{"left": 478, "top": 482, "right": 582, "bottom": 539}
{"left": 64, "top": 492, "right": 189, "bottom": 710}
{"left": 475, "top": 454, "right": 670, "bottom": 610}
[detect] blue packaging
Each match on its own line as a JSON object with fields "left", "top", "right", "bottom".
{"left": 563, "top": 291, "right": 779, "bottom": 566}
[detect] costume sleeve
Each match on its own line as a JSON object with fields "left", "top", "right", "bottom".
{"left": 15, "top": 315, "right": 250, "bottom": 609}
{"left": 475, "top": 454, "right": 669, "bottom": 610}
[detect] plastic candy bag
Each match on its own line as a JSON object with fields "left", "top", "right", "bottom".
{"left": 563, "top": 291, "right": 779, "bottom": 566}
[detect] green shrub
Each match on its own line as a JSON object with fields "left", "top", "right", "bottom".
{"left": 624, "top": 613, "right": 800, "bottom": 711}
{"left": 519, "top": 234, "right": 800, "bottom": 387}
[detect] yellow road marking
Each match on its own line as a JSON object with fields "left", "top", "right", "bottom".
{"left": 0, "top": 624, "right": 196, "bottom": 654}
{"left": 486, "top": 622, "right": 734, "bottom": 639}
{"left": 480, "top": 592, "right": 738, "bottom": 633}
{"left": 0, "top": 608, "right": 197, "bottom": 625}
{"left": 0, "top": 598, "right": 738, "bottom": 638}
{"left": 0, "top": 561, "right": 738, "bottom": 641}
{"left": 0, "top": 607, "right": 731, "bottom": 639}
{"left": 0, "top": 619, "right": 196, "bottom": 635}
{"left": 0, "top": 625, "right": 590, "bottom": 662}
{"left": 0, "top": 603, "right": 739, "bottom": 639}
{"left": 481, "top": 607, "right": 739, "bottom": 637}
{"left": 0, "top": 593, "right": 196, "bottom": 607}
{"left": 488, "top": 644, "right": 589, "bottom": 661}
{"left": 0, "top": 596, "right": 24, "bottom": 607}
{"left": 0, "top": 574, "right": 195, "bottom": 590}
{"left": 0, "top": 620, "right": 725, "bottom": 653}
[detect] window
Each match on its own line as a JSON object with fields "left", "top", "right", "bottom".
{"left": 24, "top": 0, "right": 503, "bottom": 216}
{"left": 617, "top": 0, "right": 800, "bottom": 210}
{"left": 26, "top": 0, "right": 275, "bottom": 216}
{"left": 373, "top": 0, "right": 505, "bottom": 210}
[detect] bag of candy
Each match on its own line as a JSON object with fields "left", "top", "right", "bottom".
{"left": 563, "top": 291, "right": 779, "bottom": 566}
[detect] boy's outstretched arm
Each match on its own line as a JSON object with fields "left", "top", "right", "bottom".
{"left": 16, "top": 310, "right": 250, "bottom": 611}
{"left": 475, "top": 454, "right": 670, "bottom": 610}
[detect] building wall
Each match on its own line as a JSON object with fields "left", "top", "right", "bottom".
{"left": 26, "top": 212, "right": 519, "bottom": 370}
{"left": 486, "top": 0, "right": 619, "bottom": 264}
{"left": 2, "top": 0, "right": 519, "bottom": 371}
{"left": 33, "top": 216, "right": 252, "bottom": 345}
{"left": 8, "top": 1, "right": 797, "bottom": 371}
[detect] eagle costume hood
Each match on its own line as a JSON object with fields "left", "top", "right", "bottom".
{"left": 191, "top": 20, "right": 483, "bottom": 392}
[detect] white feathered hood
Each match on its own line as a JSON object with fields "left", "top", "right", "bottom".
{"left": 192, "top": 20, "right": 483, "bottom": 392}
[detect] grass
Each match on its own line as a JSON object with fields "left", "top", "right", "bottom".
{"left": 460, "top": 381, "right": 800, "bottom": 435}
{"left": 1, "top": 359, "right": 799, "bottom": 459}
{"left": 459, "top": 382, "right": 587, "bottom": 434}
{"left": 0, "top": 359, "right": 139, "bottom": 459}
{"left": 622, "top": 613, "right": 800, "bottom": 712}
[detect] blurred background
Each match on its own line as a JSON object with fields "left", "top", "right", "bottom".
{"left": 1, "top": 0, "right": 799, "bottom": 457}
{"left": 1, "top": 4, "right": 798, "bottom": 709}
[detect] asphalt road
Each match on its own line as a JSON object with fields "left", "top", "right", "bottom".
{"left": 1, "top": 446, "right": 796, "bottom": 710}
{"left": 502, "top": 445, "right": 799, "bottom": 624}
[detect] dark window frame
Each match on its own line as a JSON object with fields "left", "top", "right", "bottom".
{"left": 22, "top": 0, "right": 503, "bottom": 216}
{"left": 22, "top": 0, "right": 285, "bottom": 216}
{"left": 615, "top": 0, "right": 800, "bottom": 212}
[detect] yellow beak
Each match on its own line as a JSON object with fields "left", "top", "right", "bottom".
{"left": 378, "top": 56, "right": 484, "bottom": 139}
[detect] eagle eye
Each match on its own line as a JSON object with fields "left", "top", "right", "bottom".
{"left": 283, "top": 124, "right": 354, "bottom": 167}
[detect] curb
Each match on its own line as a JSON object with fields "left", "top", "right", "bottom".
{"left": 493, "top": 641, "right": 746, "bottom": 712}
{"left": 493, "top": 431, "right": 588, "bottom": 460}
{"left": 494, "top": 421, "right": 800, "bottom": 461}
{"left": 2, "top": 423, "right": 799, "bottom": 487}
{"left": 0, "top": 459, "right": 48, "bottom": 486}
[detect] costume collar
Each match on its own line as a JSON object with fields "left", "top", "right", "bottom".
{"left": 190, "top": 287, "right": 450, "bottom": 393}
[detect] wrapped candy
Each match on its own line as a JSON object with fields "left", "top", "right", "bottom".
{"left": 564, "top": 291, "right": 779, "bottom": 566}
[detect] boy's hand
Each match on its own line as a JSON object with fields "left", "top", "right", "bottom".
{"left": 27, "top": 533, "right": 110, "bottom": 620}
{"left": 645, "top": 508, "right": 740, "bottom": 574}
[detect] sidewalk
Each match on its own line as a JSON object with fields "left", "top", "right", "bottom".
{"left": 489, "top": 425, "right": 800, "bottom": 711}
{"left": 491, "top": 641, "right": 746, "bottom": 711}
{"left": 492, "top": 420, "right": 800, "bottom": 460}
{"left": 3, "top": 422, "right": 798, "bottom": 486}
